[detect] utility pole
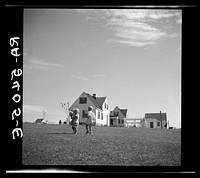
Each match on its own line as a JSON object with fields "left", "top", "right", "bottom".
{"left": 160, "top": 111, "right": 163, "bottom": 129}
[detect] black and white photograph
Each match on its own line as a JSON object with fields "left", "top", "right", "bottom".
{"left": 5, "top": 5, "right": 198, "bottom": 174}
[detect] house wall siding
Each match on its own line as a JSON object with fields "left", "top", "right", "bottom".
{"left": 144, "top": 118, "right": 167, "bottom": 128}
{"left": 110, "top": 107, "right": 127, "bottom": 127}
{"left": 69, "top": 92, "right": 98, "bottom": 124}
{"left": 110, "top": 116, "right": 118, "bottom": 126}
{"left": 102, "top": 98, "right": 110, "bottom": 126}
{"left": 69, "top": 92, "right": 109, "bottom": 126}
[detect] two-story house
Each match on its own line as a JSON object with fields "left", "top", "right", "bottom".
{"left": 69, "top": 92, "right": 110, "bottom": 126}
{"left": 110, "top": 106, "right": 128, "bottom": 127}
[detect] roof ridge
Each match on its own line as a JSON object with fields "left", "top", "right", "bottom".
{"left": 85, "top": 92, "right": 102, "bottom": 110}
{"left": 120, "top": 109, "right": 128, "bottom": 117}
{"left": 114, "top": 107, "right": 128, "bottom": 117}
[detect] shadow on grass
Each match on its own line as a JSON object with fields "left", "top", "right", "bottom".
{"left": 47, "top": 132, "right": 74, "bottom": 135}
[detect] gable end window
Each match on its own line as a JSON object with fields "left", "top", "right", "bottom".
{"left": 114, "top": 111, "right": 118, "bottom": 116}
{"left": 79, "top": 97, "right": 87, "bottom": 104}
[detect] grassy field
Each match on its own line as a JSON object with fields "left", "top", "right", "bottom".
{"left": 22, "top": 123, "right": 181, "bottom": 166}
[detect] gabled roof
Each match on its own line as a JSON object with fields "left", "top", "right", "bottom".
{"left": 96, "top": 97, "right": 106, "bottom": 107}
{"left": 112, "top": 106, "right": 128, "bottom": 117}
{"left": 120, "top": 109, "right": 128, "bottom": 117}
{"left": 35, "top": 118, "right": 44, "bottom": 123}
{"left": 145, "top": 113, "right": 167, "bottom": 121}
{"left": 84, "top": 92, "right": 106, "bottom": 110}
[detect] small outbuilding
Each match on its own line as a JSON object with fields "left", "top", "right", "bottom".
{"left": 144, "top": 112, "right": 167, "bottom": 128}
{"left": 35, "top": 118, "right": 47, "bottom": 124}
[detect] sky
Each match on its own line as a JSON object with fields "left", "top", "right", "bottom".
{"left": 23, "top": 9, "right": 181, "bottom": 127}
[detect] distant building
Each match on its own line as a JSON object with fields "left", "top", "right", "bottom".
{"left": 144, "top": 112, "right": 167, "bottom": 128}
{"left": 125, "top": 118, "right": 144, "bottom": 127}
{"left": 35, "top": 110, "right": 47, "bottom": 124}
{"left": 69, "top": 92, "right": 110, "bottom": 126}
{"left": 35, "top": 118, "right": 47, "bottom": 124}
{"left": 110, "top": 106, "right": 128, "bottom": 127}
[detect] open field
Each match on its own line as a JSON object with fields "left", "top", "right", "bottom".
{"left": 22, "top": 123, "right": 181, "bottom": 166}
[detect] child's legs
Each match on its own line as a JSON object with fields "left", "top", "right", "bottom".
{"left": 89, "top": 125, "right": 92, "bottom": 133}
{"left": 85, "top": 124, "right": 89, "bottom": 133}
{"left": 74, "top": 126, "right": 78, "bottom": 133}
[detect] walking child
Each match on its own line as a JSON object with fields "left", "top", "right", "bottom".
{"left": 85, "top": 106, "right": 96, "bottom": 135}
{"left": 69, "top": 108, "right": 79, "bottom": 134}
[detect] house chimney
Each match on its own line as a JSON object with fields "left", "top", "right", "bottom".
{"left": 93, "top": 94, "right": 96, "bottom": 99}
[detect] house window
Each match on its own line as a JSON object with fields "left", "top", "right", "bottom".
{"left": 98, "top": 111, "right": 100, "bottom": 119}
{"left": 150, "top": 122, "right": 154, "bottom": 128}
{"left": 122, "top": 119, "right": 124, "bottom": 124}
{"left": 104, "top": 103, "right": 106, "bottom": 109}
{"left": 110, "top": 119, "right": 113, "bottom": 125}
{"left": 107, "top": 105, "right": 108, "bottom": 110}
{"left": 82, "top": 110, "right": 87, "bottom": 118}
{"left": 79, "top": 97, "right": 87, "bottom": 104}
{"left": 157, "top": 122, "right": 160, "bottom": 127}
{"left": 118, "top": 119, "right": 120, "bottom": 124}
{"left": 101, "top": 113, "right": 103, "bottom": 120}
{"left": 114, "top": 111, "right": 118, "bottom": 116}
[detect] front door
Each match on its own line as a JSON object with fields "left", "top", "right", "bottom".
{"left": 150, "top": 122, "right": 154, "bottom": 128}
{"left": 110, "top": 119, "right": 113, "bottom": 126}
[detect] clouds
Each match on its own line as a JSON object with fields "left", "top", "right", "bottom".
{"left": 70, "top": 73, "right": 89, "bottom": 81}
{"left": 70, "top": 73, "right": 106, "bottom": 81}
{"left": 23, "top": 104, "right": 63, "bottom": 116}
{"left": 23, "top": 104, "right": 66, "bottom": 123}
{"left": 77, "top": 9, "right": 181, "bottom": 47}
{"left": 23, "top": 53, "right": 65, "bottom": 70}
{"left": 92, "top": 73, "right": 106, "bottom": 78}
{"left": 23, "top": 104, "right": 45, "bottom": 114}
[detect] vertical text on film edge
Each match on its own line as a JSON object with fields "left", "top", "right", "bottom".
{"left": 10, "top": 37, "right": 23, "bottom": 140}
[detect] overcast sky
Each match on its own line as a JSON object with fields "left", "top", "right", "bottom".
{"left": 23, "top": 9, "right": 181, "bottom": 127}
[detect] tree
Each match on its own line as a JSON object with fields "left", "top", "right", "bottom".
{"left": 61, "top": 102, "right": 70, "bottom": 124}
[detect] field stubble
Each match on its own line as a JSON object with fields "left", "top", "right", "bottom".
{"left": 22, "top": 123, "right": 181, "bottom": 166}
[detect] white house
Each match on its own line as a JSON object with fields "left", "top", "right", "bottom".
{"left": 110, "top": 106, "right": 128, "bottom": 127}
{"left": 69, "top": 92, "right": 110, "bottom": 126}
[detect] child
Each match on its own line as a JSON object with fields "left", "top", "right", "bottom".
{"left": 85, "top": 106, "right": 96, "bottom": 135}
{"left": 69, "top": 109, "right": 79, "bottom": 134}
{"left": 69, "top": 110, "right": 74, "bottom": 123}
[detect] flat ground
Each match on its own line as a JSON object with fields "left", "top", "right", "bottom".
{"left": 22, "top": 123, "right": 181, "bottom": 166}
